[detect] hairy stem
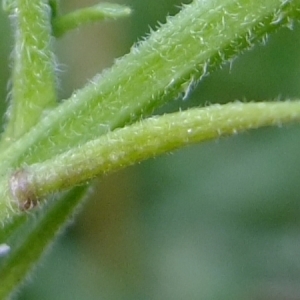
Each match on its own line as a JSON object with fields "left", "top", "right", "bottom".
{"left": 0, "top": 185, "right": 89, "bottom": 299}
{"left": 0, "top": 0, "right": 298, "bottom": 172}
{"left": 52, "top": 3, "right": 132, "bottom": 37}
{"left": 9, "top": 100, "right": 300, "bottom": 205}
{"left": 0, "top": 0, "right": 299, "bottom": 223}
{"left": 2, "top": 0, "right": 57, "bottom": 144}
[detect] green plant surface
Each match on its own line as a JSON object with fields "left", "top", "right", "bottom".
{"left": 0, "top": 0, "right": 300, "bottom": 298}
{"left": 9, "top": 101, "right": 300, "bottom": 202}
{"left": 0, "top": 185, "right": 89, "bottom": 299}
{"left": 0, "top": 0, "right": 298, "bottom": 171}
{"left": 52, "top": 3, "right": 132, "bottom": 37}
{"left": 2, "top": 0, "right": 57, "bottom": 144}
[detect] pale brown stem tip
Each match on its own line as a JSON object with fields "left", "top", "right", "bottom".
{"left": 9, "top": 169, "right": 38, "bottom": 211}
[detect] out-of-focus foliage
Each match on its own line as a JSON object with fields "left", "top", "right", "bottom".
{"left": 1, "top": 0, "right": 299, "bottom": 299}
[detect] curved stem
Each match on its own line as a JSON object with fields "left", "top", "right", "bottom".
{"left": 0, "top": 0, "right": 298, "bottom": 172}
{"left": 10, "top": 100, "right": 300, "bottom": 205}
{"left": 52, "top": 3, "right": 131, "bottom": 37}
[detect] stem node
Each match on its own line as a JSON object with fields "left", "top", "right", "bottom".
{"left": 10, "top": 169, "right": 38, "bottom": 211}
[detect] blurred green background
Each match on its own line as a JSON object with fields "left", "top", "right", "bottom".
{"left": 1, "top": 0, "right": 300, "bottom": 299}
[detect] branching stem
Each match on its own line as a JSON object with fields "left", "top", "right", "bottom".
{"left": 1, "top": 0, "right": 300, "bottom": 295}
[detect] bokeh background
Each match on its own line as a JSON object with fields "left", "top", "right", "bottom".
{"left": 1, "top": 0, "right": 300, "bottom": 299}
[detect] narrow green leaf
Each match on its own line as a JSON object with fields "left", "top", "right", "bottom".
{"left": 10, "top": 101, "right": 300, "bottom": 202}
{"left": 0, "top": 185, "right": 89, "bottom": 299}
{"left": 0, "top": 215, "right": 26, "bottom": 243}
{"left": 52, "top": 3, "right": 132, "bottom": 37}
{"left": 0, "top": 0, "right": 298, "bottom": 172}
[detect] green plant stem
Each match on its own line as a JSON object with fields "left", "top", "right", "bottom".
{"left": 52, "top": 3, "right": 132, "bottom": 37}
{"left": 0, "top": 185, "right": 89, "bottom": 299}
{"left": 0, "top": 0, "right": 299, "bottom": 293}
{"left": 0, "top": 215, "right": 26, "bottom": 242}
{"left": 49, "top": 0, "right": 60, "bottom": 19}
{"left": 2, "top": 0, "right": 57, "bottom": 145}
{"left": 0, "top": 0, "right": 299, "bottom": 222}
{"left": 0, "top": 0, "right": 298, "bottom": 171}
{"left": 8, "top": 101, "right": 300, "bottom": 208}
